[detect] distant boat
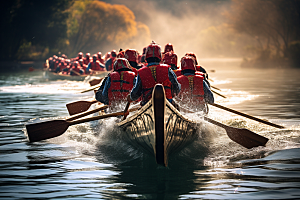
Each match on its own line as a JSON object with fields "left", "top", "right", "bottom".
{"left": 43, "top": 70, "right": 109, "bottom": 81}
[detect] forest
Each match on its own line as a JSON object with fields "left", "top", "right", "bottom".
{"left": 1, "top": 0, "right": 300, "bottom": 68}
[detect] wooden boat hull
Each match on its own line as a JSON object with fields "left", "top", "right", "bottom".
{"left": 43, "top": 70, "right": 109, "bottom": 81}
{"left": 117, "top": 84, "right": 198, "bottom": 166}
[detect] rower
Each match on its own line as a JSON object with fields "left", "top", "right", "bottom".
{"left": 69, "top": 61, "right": 84, "bottom": 76}
{"left": 127, "top": 41, "right": 181, "bottom": 109}
{"left": 185, "top": 52, "right": 208, "bottom": 80}
{"left": 97, "top": 52, "right": 104, "bottom": 64}
{"left": 75, "top": 52, "right": 83, "bottom": 61}
{"left": 177, "top": 56, "right": 214, "bottom": 112}
{"left": 162, "top": 51, "right": 178, "bottom": 71}
{"left": 124, "top": 49, "right": 143, "bottom": 75}
{"left": 83, "top": 53, "right": 91, "bottom": 65}
{"left": 105, "top": 50, "right": 117, "bottom": 71}
{"left": 97, "top": 58, "right": 136, "bottom": 108}
{"left": 86, "top": 54, "right": 105, "bottom": 74}
{"left": 162, "top": 43, "right": 174, "bottom": 61}
{"left": 139, "top": 47, "right": 147, "bottom": 64}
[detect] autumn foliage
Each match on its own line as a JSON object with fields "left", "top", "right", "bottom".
{"left": 67, "top": 1, "right": 150, "bottom": 57}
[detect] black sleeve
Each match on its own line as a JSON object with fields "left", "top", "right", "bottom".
{"left": 95, "top": 76, "right": 108, "bottom": 103}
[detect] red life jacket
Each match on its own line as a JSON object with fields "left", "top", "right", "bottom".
{"left": 69, "top": 66, "right": 83, "bottom": 76}
{"left": 108, "top": 71, "right": 135, "bottom": 104}
{"left": 138, "top": 64, "right": 173, "bottom": 102}
{"left": 83, "top": 57, "right": 90, "bottom": 65}
{"left": 175, "top": 69, "right": 203, "bottom": 77}
{"left": 89, "top": 61, "right": 104, "bottom": 71}
{"left": 177, "top": 74, "right": 204, "bottom": 103}
{"left": 58, "top": 62, "right": 67, "bottom": 71}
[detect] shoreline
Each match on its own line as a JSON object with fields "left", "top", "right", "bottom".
{"left": 0, "top": 61, "right": 45, "bottom": 73}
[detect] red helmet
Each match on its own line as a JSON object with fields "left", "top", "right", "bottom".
{"left": 111, "top": 50, "right": 117, "bottom": 57}
{"left": 181, "top": 56, "right": 196, "bottom": 71}
{"left": 79, "top": 59, "right": 83, "bottom": 64}
{"left": 185, "top": 52, "right": 198, "bottom": 65}
{"left": 92, "top": 54, "right": 97, "bottom": 58}
{"left": 125, "top": 49, "right": 138, "bottom": 62}
{"left": 97, "top": 52, "right": 102, "bottom": 57}
{"left": 105, "top": 52, "right": 111, "bottom": 60}
{"left": 113, "top": 58, "right": 131, "bottom": 71}
{"left": 73, "top": 61, "right": 79, "bottom": 67}
{"left": 85, "top": 53, "right": 90, "bottom": 57}
{"left": 163, "top": 51, "right": 177, "bottom": 66}
{"left": 78, "top": 52, "right": 83, "bottom": 57}
{"left": 145, "top": 41, "right": 162, "bottom": 60}
{"left": 164, "top": 43, "right": 174, "bottom": 53}
{"left": 117, "top": 51, "right": 125, "bottom": 58}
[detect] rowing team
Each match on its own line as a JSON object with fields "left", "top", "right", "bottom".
{"left": 45, "top": 52, "right": 106, "bottom": 76}
{"left": 94, "top": 41, "right": 214, "bottom": 114}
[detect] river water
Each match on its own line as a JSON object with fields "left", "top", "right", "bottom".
{"left": 0, "top": 60, "right": 300, "bottom": 199}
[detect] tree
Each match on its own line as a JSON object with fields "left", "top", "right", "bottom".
{"left": 0, "top": 0, "right": 73, "bottom": 61}
{"left": 226, "top": 0, "right": 300, "bottom": 60}
{"left": 67, "top": 1, "right": 150, "bottom": 56}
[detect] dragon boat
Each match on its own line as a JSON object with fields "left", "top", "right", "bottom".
{"left": 43, "top": 70, "right": 109, "bottom": 81}
{"left": 117, "top": 84, "right": 199, "bottom": 167}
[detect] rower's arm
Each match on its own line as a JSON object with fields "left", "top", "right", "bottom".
{"left": 105, "top": 59, "right": 112, "bottom": 71}
{"left": 168, "top": 68, "right": 181, "bottom": 95}
{"left": 86, "top": 63, "right": 91, "bottom": 74}
{"left": 203, "top": 81, "right": 214, "bottom": 104}
{"left": 95, "top": 76, "right": 108, "bottom": 103}
{"left": 99, "top": 77, "right": 111, "bottom": 105}
{"left": 130, "top": 75, "right": 142, "bottom": 101}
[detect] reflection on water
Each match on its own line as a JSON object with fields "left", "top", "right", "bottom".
{"left": 0, "top": 65, "right": 300, "bottom": 199}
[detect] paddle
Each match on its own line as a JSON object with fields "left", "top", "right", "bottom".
{"left": 122, "top": 102, "right": 130, "bottom": 120}
{"left": 25, "top": 106, "right": 139, "bottom": 142}
{"left": 204, "top": 116, "right": 269, "bottom": 149}
{"left": 211, "top": 85, "right": 221, "bottom": 91}
{"left": 70, "top": 69, "right": 82, "bottom": 76}
{"left": 81, "top": 83, "right": 103, "bottom": 93}
{"left": 211, "top": 89, "right": 226, "bottom": 98}
{"left": 89, "top": 78, "right": 103, "bottom": 86}
{"left": 67, "top": 104, "right": 109, "bottom": 121}
{"left": 66, "top": 100, "right": 98, "bottom": 115}
{"left": 210, "top": 103, "right": 285, "bottom": 129}
{"left": 180, "top": 107, "right": 268, "bottom": 148}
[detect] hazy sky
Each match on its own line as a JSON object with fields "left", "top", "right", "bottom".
{"left": 101, "top": 0, "right": 232, "bottom": 58}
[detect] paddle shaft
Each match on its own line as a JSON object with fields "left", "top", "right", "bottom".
{"left": 66, "top": 104, "right": 109, "bottom": 121}
{"left": 122, "top": 102, "right": 130, "bottom": 120}
{"left": 81, "top": 83, "right": 102, "bottom": 93}
{"left": 69, "top": 107, "right": 139, "bottom": 125}
{"left": 210, "top": 103, "right": 285, "bottom": 129}
{"left": 211, "top": 89, "right": 226, "bottom": 98}
{"left": 26, "top": 106, "right": 139, "bottom": 142}
{"left": 211, "top": 85, "right": 221, "bottom": 91}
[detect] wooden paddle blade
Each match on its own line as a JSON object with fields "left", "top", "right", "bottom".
{"left": 225, "top": 126, "right": 269, "bottom": 149}
{"left": 89, "top": 79, "right": 102, "bottom": 86}
{"left": 204, "top": 117, "right": 268, "bottom": 149}
{"left": 25, "top": 120, "right": 70, "bottom": 142}
{"left": 66, "top": 101, "right": 96, "bottom": 115}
